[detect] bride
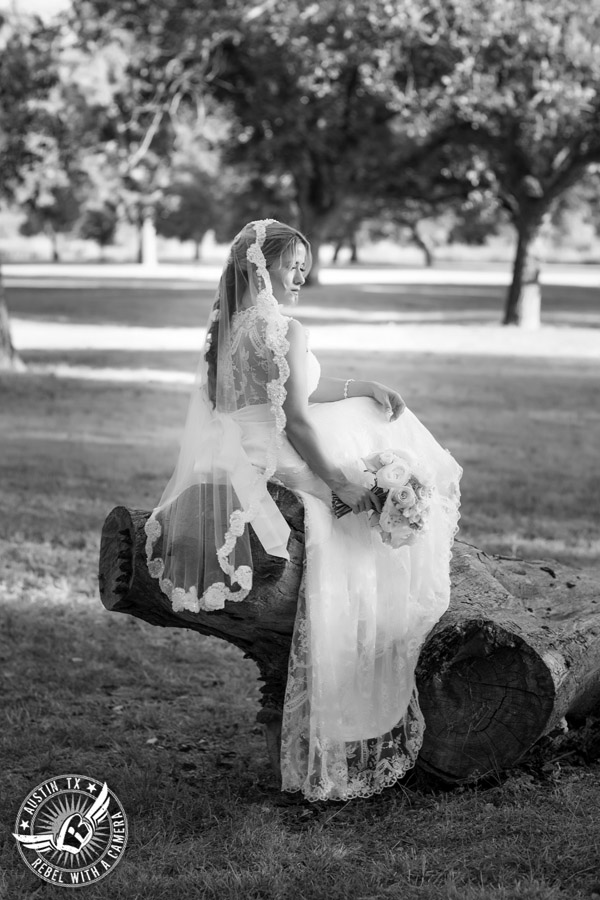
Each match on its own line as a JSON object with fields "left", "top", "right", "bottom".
{"left": 145, "top": 220, "right": 462, "bottom": 801}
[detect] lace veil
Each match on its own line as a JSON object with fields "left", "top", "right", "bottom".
{"left": 145, "top": 219, "right": 312, "bottom": 612}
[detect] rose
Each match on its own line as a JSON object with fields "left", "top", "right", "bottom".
{"left": 376, "top": 460, "right": 412, "bottom": 490}
{"left": 378, "top": 450, "right": 397, "bottom": 466}
{"left": 414, "top": 483, "right": 431, "bottom": 502}
{"left": 389, "top": 484, "right": 417, "bottom": 510}
{"left": 363, "top": 449, "right": 403, "bottom": 473}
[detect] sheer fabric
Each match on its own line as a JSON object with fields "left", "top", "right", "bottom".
{"left": 144, "top": 219, "right": 462, "bottom": 801}
{"left": 145, "top": 220, "right": 310, "bottom": 611}
{"left": 275, "top": 372, "right": 461, "bottom": 800}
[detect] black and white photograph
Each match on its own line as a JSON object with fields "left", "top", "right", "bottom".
{"left": 1, "top": 0, "right": 600, "bottom": 897}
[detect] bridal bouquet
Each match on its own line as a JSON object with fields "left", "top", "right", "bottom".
{"left": 331, "top": 449, "right": 434, "bottom": 548}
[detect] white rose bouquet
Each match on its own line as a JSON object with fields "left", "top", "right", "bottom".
{"left": 331, "top": 449, "right": 434, "bottom": 549}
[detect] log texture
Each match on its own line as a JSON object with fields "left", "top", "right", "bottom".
{"left": 99, "top": 487, "right": 600, "bottom": 784}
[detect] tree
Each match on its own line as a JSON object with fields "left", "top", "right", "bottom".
{"left": 324, "top": 197, "right": 369, "bottom": 264}
{"left": 378, "top": 0, "right": 600, "bottom": 325}
{"left": 155, "top": 170, "right": 216, "bottom": 260}
{"left": 0, "top": 11, "right": 59, "bottom": 369}
{"left": 206, "top": 0, "right": 407, "bottom": 278}
{"left": 79, "top": 202, "right": 118, "bottom": 259}
{"left": 448, "top": 195, "right": 505, "bottom": 247}
{"left": 65, "top": 1, "right": 472, "bottom": 279}
{"left": 56, "top": 31, "right": 175, "bottom": 265}
{"left": 68, "top": 0, "right": 237, "bottom": 265}
{"left": 19, "top": 184, "right": 82, "bottom": 261}
{"left": 549, "top": 169, "right": 600, "bottom": 256}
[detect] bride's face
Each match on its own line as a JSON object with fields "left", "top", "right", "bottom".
{"left": 269, "top": 242, "right": 307, "bottom": 305}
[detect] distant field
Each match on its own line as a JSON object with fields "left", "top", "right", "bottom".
{"left": 5, "top": 277, "right": 600, "bottom": 329}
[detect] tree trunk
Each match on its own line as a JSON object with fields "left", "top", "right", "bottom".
{"left": 48, "top": 226, "right": 60, "bottom": 263}
{"left": 99, "top": 495, "right": 600, "bottom": 785}
{"left": 305, "top": 232, "right": 321, "bottom": 285}
{"left": 410, "top": 224, "right": 434, "bottom": 268}
{"left": 332, "top": 236, "right": 359, "bottom": 264}
{"left": 194, "top": 240, "right": 201, "bottom": 262}
{"left": 0, "top": 264, "right": 25, "bottom": 372}
{"left": 503, "top": 218, "right": 543, "bottom": 327}
{"left": 297, "top": 197, "right": 338, "bottom": 286}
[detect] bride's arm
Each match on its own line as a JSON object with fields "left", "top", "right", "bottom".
{"left": 310, "top": 375, "right": 406, "bottom": 420}
{"left": 283, "top": 321, "right": 382, "bottom": 514}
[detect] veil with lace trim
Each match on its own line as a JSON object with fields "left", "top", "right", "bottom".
{"left": 144, "top": 220, "right": 311, "bottom": 612}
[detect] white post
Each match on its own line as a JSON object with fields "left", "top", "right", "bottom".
{"left": 520, "top": 282, "right": 542, "bottom": 330}
{"left": 140, "top": 215, "right": 158, "bottom": 267}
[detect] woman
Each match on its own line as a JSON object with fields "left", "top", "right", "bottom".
{"left": 145, "top": 219, "right": 461, "bottom": 801}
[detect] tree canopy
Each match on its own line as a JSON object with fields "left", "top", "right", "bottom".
{"left": 376, "top": 0, "right": 600, "bottom": 321}
{"left": 1, "top": 0, "right": 600, "bottom": 322}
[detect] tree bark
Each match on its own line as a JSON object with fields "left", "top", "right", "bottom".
{"left": 0, "top": 264, "right": 25, "bottom": 372}
{"left": 503, "top": 218, "right": 543, "bottom": 326}
{"left": 99, "top": 496, "right": 600, "bottom": 785}
{"left": 333, "top": 236, "right": 359, "bottom": 264}
{"left": 410, "top": 224, "right": 434, "bottom": 268}
{"left": 47, "top": 226, "right": 60, "bottom": 263}
{"left": 305, "top": 232, "right": 322, "bottom": 285}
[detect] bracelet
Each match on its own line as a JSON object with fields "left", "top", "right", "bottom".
{"left": 343, "top": 378, "right": 355, "bottom": 400}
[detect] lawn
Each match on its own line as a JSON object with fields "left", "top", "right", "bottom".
{"left": 1, "top": 273, "right": 599, "bottom": 899}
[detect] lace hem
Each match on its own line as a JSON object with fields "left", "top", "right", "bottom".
{"left": 281, "top": 692, "right": 425, "bottom": 802}
{"left": 144, "top": 513, "right": 251, "bottom": 612}
{"left": 278, "top": 455, "right": 461, "bottom": 802}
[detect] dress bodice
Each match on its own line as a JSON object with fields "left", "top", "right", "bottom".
{"left": 306, "top": 348, "right": 321, "bottom": 398}
{"left": 230, "top": 307, "right": 320, "bottom": 404}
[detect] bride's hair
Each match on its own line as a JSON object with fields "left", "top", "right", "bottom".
{"left": 205, "top": 220, "right": 311, "bottom": 406}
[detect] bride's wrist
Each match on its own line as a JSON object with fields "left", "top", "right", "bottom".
{"left": 345, "top": 379, "right": 372, "bottom": 399}
{"left": 328, "top": 469, "right": 350, "bottom": 493}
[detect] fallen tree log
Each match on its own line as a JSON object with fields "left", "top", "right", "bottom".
{"left": 99, "top": 486, "right": 600, "bottom": 785}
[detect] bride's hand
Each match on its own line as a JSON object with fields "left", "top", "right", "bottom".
{"left": 334, "top": 482, "right": 383, "bottom": 515}
{"left": 369, "top": 382, "right": 405, "bottom": 420}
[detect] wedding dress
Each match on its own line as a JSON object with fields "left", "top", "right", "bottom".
{"left": 233, "top": 312, "right": 461, "bottom": 800}
{"left": 145, "top": 220, "right": 461, "bottom": 802}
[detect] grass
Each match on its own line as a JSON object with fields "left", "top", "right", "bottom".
{"left": 6, "top": 278, "right": 600, "bottom": 328}
{"left": 1, "top": 274, "right": 600, "bottom": 899}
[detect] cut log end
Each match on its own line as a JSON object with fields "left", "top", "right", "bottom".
{"left": 99, "top": 506, "right": 135, "bottom": 612}
{"left": 416, "top": 621, "right": 556, "bottom": 782}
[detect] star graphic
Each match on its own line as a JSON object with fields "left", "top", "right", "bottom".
{"left": 87, "top": 783, "right": 97, "bottom": 793}
{"left": 20, "top": 820, "right": 29, "bottom": 830}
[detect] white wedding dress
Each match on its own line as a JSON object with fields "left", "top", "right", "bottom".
{"left": 232, "top": 313, "right": 462, "bottom": 801}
